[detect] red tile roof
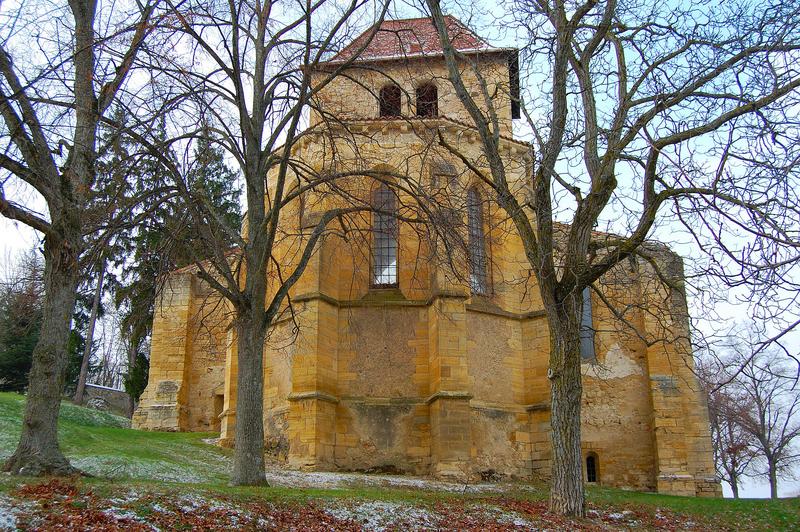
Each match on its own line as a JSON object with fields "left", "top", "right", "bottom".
{"left": 330, "top": 16, "right": 495, "bottom": 62}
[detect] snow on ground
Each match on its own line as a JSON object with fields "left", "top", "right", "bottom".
{"left": 263, "top": 466, "right": 522, "bottom": 493}
{"left": 476, "top": 503, "right": 538, "bottom": 528}
{"left": 325, "top": 500, "right": 440, "bottom": 530}
{"left": 71, "top": 457, "right": 214, "bottom": 483}
{"left": 0, "top": 493, "right": 35, "bottom": 532}
{"left": 324, "top": 500, "right": 536, "bottom": 531}
{"left": 0, "top": 494, "right": 18, "bottom": 532}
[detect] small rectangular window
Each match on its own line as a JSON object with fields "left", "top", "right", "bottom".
{"left": 579, "top": 286, "right": 595, "bottom": 360}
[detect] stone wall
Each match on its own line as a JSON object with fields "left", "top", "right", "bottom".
{"left": 137, "top": 45, "right": 721, "bottom": 498}
{"left": 82, "top": 384, "right": 130, "bottom": 417}
{"left": 133, "top": 272, "right": 229, "bottom": 433}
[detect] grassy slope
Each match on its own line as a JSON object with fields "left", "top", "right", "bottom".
{"left": 1, "top": 392, "right": 798, "bottom": 530}
{"left": 0, "top": 392, "right": 231, "bottom": 483}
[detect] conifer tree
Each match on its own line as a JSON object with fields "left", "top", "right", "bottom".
{"left": 102, "top": 116, "right": 241, "bottom": 412}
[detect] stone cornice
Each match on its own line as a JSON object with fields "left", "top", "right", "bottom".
{"left": 287, "top": 391, "right": 340, "bottom": 404}
{"left": 292, "top": 291, "right": 546, "bottom": 321}
{"left": 525, "top": 402, "right": 550, "bottom": 412}
{"left": 426, "top": 390, "right": 473, "bottom": 404}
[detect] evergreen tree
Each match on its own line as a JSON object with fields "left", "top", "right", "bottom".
{"left": 0, "top": 250, "right": 44, "bottom": 392}
{"left": 96, "top": 115, "right": 241, "bottom": 407}
{"left": 0, "top": 249, "right": 87, "bottom": 394}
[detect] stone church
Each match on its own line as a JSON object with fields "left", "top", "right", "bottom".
{"left": 133, "top": 17, "right": 721, "bottom": 497}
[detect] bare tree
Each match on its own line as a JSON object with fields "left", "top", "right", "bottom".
{"left": 734, "top": 345, "right": 800, "bottom": 498}
{"left": 134, "top": 0, "right": 392, "bottom": 485}
{"left": 74, "top": 259, "right": 105, "bottom": 404}
{"left": 699, "top": 358, "right": 759, "bottom": 498}
{"left": 0, "top": 1, "right": 158, "bottom": 475}
{"left": 424, "top": 0, "right": 800, "bottom": 516}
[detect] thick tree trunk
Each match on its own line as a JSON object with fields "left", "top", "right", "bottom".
{"left": 230, "top": 311, "right": 267, "bottom": 485}
{"left": 3, "top": 237, "right": 81, "bottom": 476}
{"left": 730, "top": 471, "right": 739, "bottom": 498}
{"left": 768, "top": 461, "right": 778, "bottom": 499}
{"left": 74, "top": 262, "right": 104, "bottom": 404}
{"left": 547, "top": 297, "right": 585, "bottom": 517}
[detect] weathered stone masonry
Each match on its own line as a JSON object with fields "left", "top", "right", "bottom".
{"left": 134, "top": 17, "right": 721, "bottom": 497}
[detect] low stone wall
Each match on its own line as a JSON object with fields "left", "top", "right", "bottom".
{"left": 82, "top": 384, "right": 130, "bottom": 416}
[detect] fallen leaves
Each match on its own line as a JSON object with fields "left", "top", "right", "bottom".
{"left": 2, "top": 478, "right": 736, "bottom": 531}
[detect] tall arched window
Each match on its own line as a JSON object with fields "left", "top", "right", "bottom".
{"left": 379, "top": 85, "right": 402, "bottom": 117}
{"left": 467, "top": 187, "right": 488, "bottom": 294}
{"left": 416, "top": 84, "right": 438, "bottom": 117}
{"left": 579, "top": 287, "right": 596, "bottom": 360}
{"left": 372, "top": 184, "right": 398, "bottom": 287}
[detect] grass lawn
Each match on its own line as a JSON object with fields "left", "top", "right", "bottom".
{"left": 0, "top": 391, "right": 797, "bottom": 530}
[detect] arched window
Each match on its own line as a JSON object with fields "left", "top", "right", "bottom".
{"left": 586, "top": 453, "right": 599, "bottom": 483}
{"left": 467, "top": 187, "right": 488, "bottom": 294}
{"left": 379, "top": 85, "right": 402, "bottom": 117}
{"left": 372, "top": 184, "right": 398, "bottom": 287}
{"left": 579, "top": 287, "right": 596, "bottom": 360}
{"left": 416, "top": 84, "right": 438, "bottom": 117}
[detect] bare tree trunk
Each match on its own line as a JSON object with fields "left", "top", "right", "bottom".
{"left": 546, "top": 295, "right": 585, "bottom": 517}
{"left": 768, "top": 460, "right": 779, "bottom": 499}
{"left": 730, "top": 474, "right": 739, "bottom": 498}
{"left": 3, "top": 236, "right": 81, "bottom": 476}
{"left": 127, "top": 339, "right": 137, "bottom": 417}
{"left": 74, "top": 261, "right": 104, "bottom": 404}
{"left": 231, "top": 309, "right": 267, "bottom": 485}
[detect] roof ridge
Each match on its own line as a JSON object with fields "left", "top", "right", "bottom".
{"left": 330, "top": 15, "right": 494, "bottom": 63}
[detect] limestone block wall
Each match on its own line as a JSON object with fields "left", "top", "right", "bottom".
{"left": 466, "top": 311, "right": 530, "bottom": 478}
{"left": 334, "top": 304, "right": 431, "bottom": 473}
{"left": 139, "top": 247, "right": 721, "bottom": 497}
{"left": 137, "top": 71, "right": 720, "bottom": 496}
{"left": 313, "top": 54, "right": 514, "bottom": 135}
{"left": 133, "top": 273, "right": 194, "bottom": 431}
{"left": 133, "top": 272, "right": 229, "bottom": 433}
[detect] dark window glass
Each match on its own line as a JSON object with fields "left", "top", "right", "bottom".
{"left": 508, "top": 54, "right": 521, "bottom": 119}
{"left": 580, "top": 287, "right": 595, "bottom": 360}
{"left": 467, "top": 187, "right": 488, "bottom": 295}
{"left": 372, "top": 185, "right": 398, "bottom": 287}
{"left": 379, "top": 85, "right": 402, "bottom": 117}
{"left": 416, "top": 84, "right": 438, "bottom": 117}
{"left": 586, "top": 454, "right": 598, "bottom": 483}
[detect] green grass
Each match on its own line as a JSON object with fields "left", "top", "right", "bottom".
{"left": 1, "top": 391, "right": 798, "bottom": 530}
{"left": 0, "top": 392, "right": 232, "bottom": 483}
{"left": 586, "top": 485, "right": 800, "bottom": 531}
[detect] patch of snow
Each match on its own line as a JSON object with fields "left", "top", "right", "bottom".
{"left": 201, "top": 437, "right": 220, "bottom": 446}
{"left": 102, "top": 505, "right": 157, "bottom": 530}
{"left": 263, "top": 467, "right": 510, "bottom": 493}
{"left": 0, "top": 494, "right": 18, "bottom": 532}
{"left": 607, "top": 510, "right": 634, "bottom": 520}
{"left": 71, "top": 456, "right": 223, "bottom": 483}
{"left": 476, "top": 504, "right": 535, "bottom": 528}
{"left": 325, "top": 501, "right": 535, "bottom": 530}
{"left": 107, "top": 489, "right": 143, "bottom": 506}
{"left": 325, "top": 501, "right": 438, "bottom": 531}
{"left": 176, "top": 494, "right": 243, "bottom": 515}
